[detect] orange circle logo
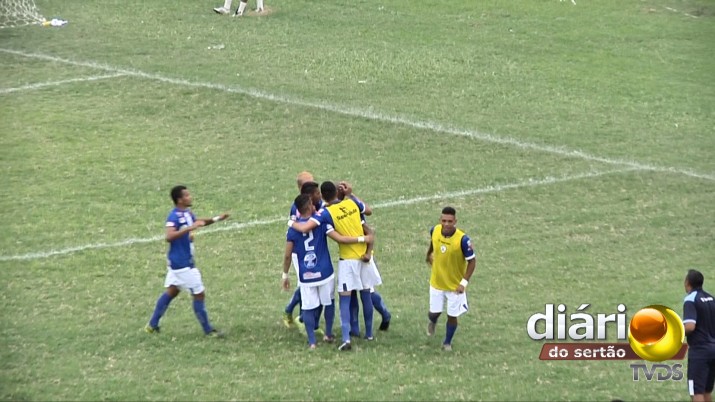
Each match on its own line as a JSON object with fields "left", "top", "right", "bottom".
{"left": 628, "top": 305, "right": 684, "bottom": 361}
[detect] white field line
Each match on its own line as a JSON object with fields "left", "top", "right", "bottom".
{"left": 0, "top": 168, "right": 635, "bottom": 262}
{"left": 1, "top": 48, "right": 713, "bottom": 182}
{"left": 0, "top": 73, "right": 125, "bottom": 94}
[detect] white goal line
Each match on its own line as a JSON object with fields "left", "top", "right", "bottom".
{"left": 0, "top": 168, "right": 637, "bottom": 262}
{"left": 0, "top": 48, "right": 712, "bottom": 183}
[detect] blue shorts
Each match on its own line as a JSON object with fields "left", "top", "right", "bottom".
{"left": 688, "top": 357, "right": 715, "bottom": 395}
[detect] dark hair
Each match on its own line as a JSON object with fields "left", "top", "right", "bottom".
{"left": 294, "top": 194, "right": 312, "bottom": 215}
{"left": 442, "top": 206, "right": 456, "bottom": 216}
{"left": 686, "top": 269, "right": 704, "bottom": 289}
{"left": 300, "top": 181, "right": 319, "bottom": 196}
{"left": 320, "top": 181, "right": 337, "bottom": 201}
{"left": 170, "top": 185, "right": 187, "bottom": 205}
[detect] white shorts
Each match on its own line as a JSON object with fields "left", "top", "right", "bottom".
{"left": 363, "top": 257, "right": 383, "bottom": 288}
{"left": 337, "top": 258, "right": 382, "bottom": 293}
{"left": 164, "top": 267, "right": 205, "bottom": 295}
{"left": 300, "top": 279, "right": 335, "bottom": 310}
{"left": 429, "top": 285, "right": 468, "bottom": 317}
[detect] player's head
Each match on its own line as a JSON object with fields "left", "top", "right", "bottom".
{"left": 685, "top": 269, "right": 704, "bottom": 292}
{"left": 170, "top": 185, "right": 191, "bottom": 207}
{"left": 294, "top": 194, "right": 314, "bottom": 216}
{"left": 440, "top": 206, "right": 457, "bottom": 236}
{"left": 296, "top": 171, "right": 314, "bottom": 190}
{"left": 300, "top": 181, "right": 321, "bottom": 205}
{"left": 320, "top": 181, "right": 338, "bottom": 202}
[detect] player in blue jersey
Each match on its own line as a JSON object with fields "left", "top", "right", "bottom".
{"left": 683, "top": 269, "right": 715, "bottom": 402}
{"left": 425, "top": 206, "right": 476, "bottom": 351}
{"left": 288, "top": 180, "right": 327, "bottom": 334}
{"left": 282, "top": 194, "right": 371, "bottom": 348}
{"left": 283, "top": 173, "right": 326, "bottom": 329}
{"left": 145, "top": 185, "right": 229, "bottom": 337}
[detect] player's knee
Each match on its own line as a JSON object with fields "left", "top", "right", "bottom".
{"left": 166, "top": 286, "right": 180, "bottom": 297}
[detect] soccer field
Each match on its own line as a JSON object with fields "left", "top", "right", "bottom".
{"left": 1, "top": 0, "right": 713, "bottom": 400}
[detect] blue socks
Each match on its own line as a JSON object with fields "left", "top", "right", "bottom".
{"left": 445, "top": 322, "right": 458, "bottom": 345}
{"left": 314, "top": 304, "right": 323, "bottom": 330}
{"left": 371, "top": 291, "right": 390, "bottom": 321}
{"left": 192, "top": 299, "right": 213, "bottom": 334}
{"left": 324, "top": 303, "right": 335, "bottom": 338}
{"left": 359, "top": 290, "right": 374, "bottom": 338}
{"left": 285, "top": 287, "right": 301, "bottom": 314}
{"left": 303, "top": 307, "right": 317, "bottom": 346}
{"left": 149, "top": 292, "right": 173, "bottom": 328}
{"left": 350, "top": 290, "right": 360, "bottom": 335}
{"left": 339, "top": 295, "right": 352, "bottom": 342}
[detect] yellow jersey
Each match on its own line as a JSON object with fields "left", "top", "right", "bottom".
{"left": 325, "top": 198, "right": 366, "bottom": 260}
{"left": 429, "top": 224, "right": 475, "bottom": 291}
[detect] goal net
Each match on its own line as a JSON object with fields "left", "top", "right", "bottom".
{"left": 0, "top": 0, "right": 44, "bottom": 28}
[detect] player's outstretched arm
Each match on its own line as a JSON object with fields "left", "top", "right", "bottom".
{"left": 327, "top": 231, "right": 373, "bottom": 245}
{"left": 199, "top": 213, "right": 230, "bottom": 226}
{"left": 166, "top": 220, "right": 205, "bottom": 242}
{"left": 288, "top": 219, "right": 318, "bottom": 233}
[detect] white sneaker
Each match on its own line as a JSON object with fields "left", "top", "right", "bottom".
{"left": 213, "top": 6, "right": 230, "bottom": 14}
{"left": 232, "top": 10, "right": 243, "bottom": 17}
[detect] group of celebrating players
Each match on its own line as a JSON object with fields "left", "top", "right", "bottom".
{"left": 282, "top": 172, "right": 390, "bottom": 350}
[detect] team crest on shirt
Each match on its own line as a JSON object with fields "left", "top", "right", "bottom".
{"left": 304, "top": 252, "right": 317, "bottom": 268}
{"left": 440, "top": 245, "right": 447, "bottom": 254}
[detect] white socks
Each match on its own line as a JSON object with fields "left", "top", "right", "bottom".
{"left": 223, "top": 0, "right": 232, "bottom": 9}
{"left": 257, "top": 0, "right": 264, "bottom": 10}
{"left": 237, "top": 1, "right": 247, "bottom": 14}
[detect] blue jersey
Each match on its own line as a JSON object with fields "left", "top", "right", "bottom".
{"left": 286, "top": 214, "right": 335, "bottom": 286}
{"left": 683, "top": 289, "right": 715, "bottom": 357}
{"left": 165, "top": 208, "right": 196, "bottom": 269}
{"left": 289, "top": 199, "right": 326, "bottom": 221}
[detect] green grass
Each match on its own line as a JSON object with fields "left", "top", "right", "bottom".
{"left": 1, "top": 0, "right": 713, "bottom": 400}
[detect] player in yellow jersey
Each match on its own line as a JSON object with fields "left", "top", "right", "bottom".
{"left": 337, "top": 181, "right": 392, "bottom": 334}
{"left": 425, "top": 206, "right": 476, "bottom": 351}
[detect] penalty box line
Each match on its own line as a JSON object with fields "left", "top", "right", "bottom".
{"left": 0, "top": 168, "right": 636, "bottom": 262}
{"left": 0, "top": 48, "right": 713, "bottom": 182}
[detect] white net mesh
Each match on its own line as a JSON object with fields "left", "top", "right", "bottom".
{"left": 0, "top": 0, "right": 44, "bottom": 28}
